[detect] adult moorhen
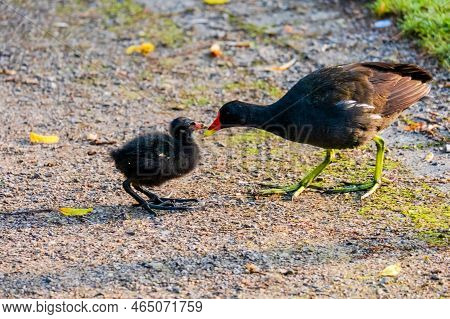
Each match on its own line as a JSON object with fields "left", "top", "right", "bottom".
{"left": 111, "top": 117, "right": 203, "bottom": 215}
{"left": 205, "top": 62, "right": 432, "bottom": 199}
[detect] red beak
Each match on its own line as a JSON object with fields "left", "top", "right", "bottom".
{"left": 204, "top": 113, "right": 221, "bottom": 136}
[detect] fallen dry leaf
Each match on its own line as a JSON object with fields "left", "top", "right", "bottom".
{"left": 85, "top": 133, "right": 98, "bottom": 141}
{"left": 233, "top": 41, "right": 253, "bottom": 48}
{"left": 403, "top": 120, "right": 439, "bottom": 136}
{"left": 245, "top": 263, "right": 261, "bottom": 274}
{"left": 126, "top": 45, "right": 139, "bottom": 55}
{"left": 126, "top": 42, "right": 155, "bottom": 56}
{"left": 139, "top": 43, "right": 155, "bottom": 55}
{"left": 22, "top": 77, "right": 39, "bottom": 85}
{"left": 283, "top": 25, "right": 294, "bottom": 34}
{"left": 0, "top": 69, "right": 16, "bottom": 75}
{"left": 424, "top": 152, "right": 434, "bottom": 162}
{"left": 210, "top": 43, "right": 223, "bottom": 57}
{"left": 380, "top": 263, "right": 401, "bottom": 277}
{"left": 203, "top": 0, "right": 229, "bottom": 5}
{"left": 5, "top": 76, "right": 39, "bottom": 85}
{"left": 29, "top": 132, "right": 59, "bottom": 144}
{"left": 90, "top": 139, "right": 116, "bottom": 145}
{"left": 59, "top": 207, "right": 93, "bottom": 217}
{"left": 403, "top": 121, "right": 426, "bottom": 132}
{"left": 264, "top": 58, "right": 296, "bottom": 71}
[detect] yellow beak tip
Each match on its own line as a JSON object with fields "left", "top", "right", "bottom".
{"left": 204, "top": 129, "right": 216, "bottom": 137}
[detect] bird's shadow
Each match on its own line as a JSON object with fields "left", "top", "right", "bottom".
{"left": 0, "top": 204, "right": 196, "bottom": 230}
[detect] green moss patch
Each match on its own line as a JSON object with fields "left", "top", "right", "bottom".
{"left": 228, "top": 14, "right": 269, "bottom": 38}
{"left": 360, "top": 180, "right": 449, "bottom": 246}
{"left": 57, "top": 0, "right": 186, "bottom": 48}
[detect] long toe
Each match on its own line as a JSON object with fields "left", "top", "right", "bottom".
{"left": 154, "top": 200, "right": 176, "bottom": 207}
{"left": 147, "top": 203, "right": 192, "bottom": 211}
{"left": 259, "top": 181, "right": 308, "bottom": 196}
{"left": 141, "top": 204, "right": 157, "bottom": 217}
{"left": 292, "top": 185, "right": 307, "bottom": 199}
{"left": 361, "top": 182, "right": 381, "bottom": 200}
{"left": 326, "top": 180, "right": 380, "bottom": 198}
{"left": 258, "top": 182, "right": 288, "bottom": 188}
{"left": 259, "top": 183, "right": 301, "bottom": 196}
{"left": 307, "top": 184, "right": 327, "bottom": 190}
{"left": 159, "top": 197, "right": 199, "bottom": 203}
{"left": 259, "top": 187, "right": 290, "bottom": 195}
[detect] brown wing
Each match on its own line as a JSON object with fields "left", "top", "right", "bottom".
{"left": 345, "top": 62, "right": 432, "bottom": 116}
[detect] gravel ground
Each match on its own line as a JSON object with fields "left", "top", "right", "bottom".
{"left": 0, "top": 0, "right": 448, "bottom": 298}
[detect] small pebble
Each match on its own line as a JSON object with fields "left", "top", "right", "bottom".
{"left": 430, "top": 274, "right": 440, "bottom": 281}
{"left": 279, "top": 268, "right": 294, "bottom": 276}
{"left": 53, "top": 22, "right": 68, "bottom": 28}
{"left": 374, "top": 19, "right": 392, "bottom": 28}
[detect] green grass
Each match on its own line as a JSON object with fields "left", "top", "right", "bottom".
{"left": 372, "top": 0, "right": 450, "bottom": 68}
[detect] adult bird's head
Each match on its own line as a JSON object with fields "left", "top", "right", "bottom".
{"left": 204, "top": 100, "right": 250, "bottom": 136}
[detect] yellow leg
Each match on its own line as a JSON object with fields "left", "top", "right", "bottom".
{"left": 328, "top": 136, "right": 385, "bottom": 199}
{"left": 260, "top": 149, "right": 336, "bottom": 199}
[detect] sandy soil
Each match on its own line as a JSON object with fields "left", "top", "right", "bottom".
{"left": 0, "top": 0, "right": 448, "bottom": 298}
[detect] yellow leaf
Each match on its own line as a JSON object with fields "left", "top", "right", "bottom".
{"left": 210, "top": 43, "right": 223, "bottom": 57}
{"left": 424, "top": 152, "right": 434, "bottom": 162}
{"left": 0, "top": 68, "right": 16, "bottom": 75}
{"left": 29, "top": 132, "right": 59, "bottom": 144}
{"left": 283, "top": 25, "right": 294, "bottom": 34}
{"left": 59, "top": 207, "right": 93, "bottom": 217}
{"left": 245, "top": 263, "right": 261, "bottom": 274}
{"left": 125, "top": 45, "right": 139, "bottom": 55}
{"left": 380, "top": 263, "right": 401, "bottom": 277}
{"left": 403, "top": 121, "right": 426, "bottom": 132}
{"left": 125, "top": 42, "right": 155, "bottom": 55}
{"left": 264, "top": 58, "right": 296, "bottom": 71}
{"left": 203, "top": 0, "right": 229, "bottom": 5}
{"left": 139, "top": 42, "right": 155, "bottom": 55}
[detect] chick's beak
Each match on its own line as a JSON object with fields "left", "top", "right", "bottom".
{"left": 193, "top": 122, "right": 204, "bottom": 130}
{"left": 204, "top": 114, "right": 221, "bottom": 137}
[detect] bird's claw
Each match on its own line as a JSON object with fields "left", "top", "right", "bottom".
{"left": 258, "top": 183, "right": 307, "bottom": 200}
{"left": 325, "top": 180, "right": 380, "bottom": 199}
{"left": 160, "top": 197, "right": 199, "bottom": 203}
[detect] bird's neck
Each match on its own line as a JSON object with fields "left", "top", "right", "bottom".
{"left": 239, "top": 102, "right": 278, "bottom": 129}
{"left": 238, "top": 101, "right": 311, "bottom": 140}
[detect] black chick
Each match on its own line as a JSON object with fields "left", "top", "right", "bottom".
{"left": 111, "top": 117, "right": 203, "bottom": 215}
